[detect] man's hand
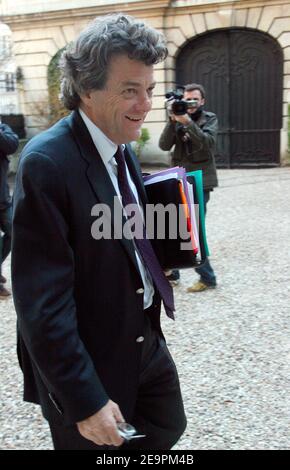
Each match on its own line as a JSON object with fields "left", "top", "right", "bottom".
{"left": 173, "top": 113, "right": 192, "bottom": 125}
{"left": 77, "top": 399, "right": 125, "bottom": 447}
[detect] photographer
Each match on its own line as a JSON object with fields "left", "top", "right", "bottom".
{"left": 159, "top": 83, "right": 218, "bottom": 292}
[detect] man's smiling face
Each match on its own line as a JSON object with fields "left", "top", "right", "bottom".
{"left": 80, "top": 54, "right": 156, "bottom": 144}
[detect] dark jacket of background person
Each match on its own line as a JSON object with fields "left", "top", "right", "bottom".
{"left": 0, "top": 123, "right": 19, "bottom": 210}
{"left": 159, "top": 110, "right": 218, "bottom": 190}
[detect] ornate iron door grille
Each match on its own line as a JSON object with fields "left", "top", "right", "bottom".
{"left": 176, "top": 28, "right": 283, "bottom": 168}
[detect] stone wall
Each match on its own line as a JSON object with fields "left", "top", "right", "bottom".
{"left": 2, "top": 0, "right": 290, "bottom": 164}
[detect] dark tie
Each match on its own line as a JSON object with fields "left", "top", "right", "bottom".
{"left": 114, "top": 146, "right": 175, "bottom": 320}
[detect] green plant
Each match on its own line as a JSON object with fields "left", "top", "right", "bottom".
{"left": 47, "top": 47, "right": 69, "bottom": 125}
{"left": 134, "top": 128, "right": 150, "bottom": 158}
{"left": 23, "top": 48, "right": 69, "bottom": 129}
{"left": 16, "top": 66, "right": 24, "bottom": 87}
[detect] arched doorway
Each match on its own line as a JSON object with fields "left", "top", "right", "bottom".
{"left": 176, "top": 28, "right": 283, "bottom": 168}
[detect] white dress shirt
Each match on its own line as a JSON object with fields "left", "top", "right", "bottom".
{"left": 79, "top": 108, "right": 154, "bottom": 309}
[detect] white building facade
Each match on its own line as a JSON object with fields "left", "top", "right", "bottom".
{"left": 0, "top": 22, "right": 20, "bottom": 115}
{"left": 0, "top": 0, "right": 289, "bottom": 166}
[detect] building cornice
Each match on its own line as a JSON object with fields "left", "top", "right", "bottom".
{"left": 166, "top": 0, "right": 290, "bottom": 15}
{"left": 2, "top": 0, "right": 290, "bottom": 28}
{"left": 1, "top": 0, "right": 170, "bottom": 27}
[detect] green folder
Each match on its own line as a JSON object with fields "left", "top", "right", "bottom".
{"left": 186, "top": 170, "right": 210, "bottom": 257}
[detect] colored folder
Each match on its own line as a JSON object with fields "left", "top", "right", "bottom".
{"left": 186, "top": 170, "right": 210, "bottom": 258}
{"left": 143, "top": 167, "right": 206, "bottom": 270}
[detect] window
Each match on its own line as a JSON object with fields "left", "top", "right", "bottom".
{"left": 0, "top": 72, "right": 16, "bottom": 92}
{"left": 0, "top": 35, "right": 12, "bottom": 61}
{"left": 5, "top": 73, "right": 15, "bottom": 91}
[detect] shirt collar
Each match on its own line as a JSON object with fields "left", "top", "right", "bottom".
{"left": 79, "top": 108, "right": 120, "bottom": 166}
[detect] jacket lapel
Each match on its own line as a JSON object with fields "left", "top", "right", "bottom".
{"left": 67, "top": 111, "right": 139, "bottom": 273}
{"left": 197, "top": 110, "right": 207, "bottom": 127}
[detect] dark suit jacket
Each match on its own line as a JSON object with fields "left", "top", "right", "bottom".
{"left": 0, "top": 123, "right": 19, "bottom": 209}
{"left": 12, "top": 110, "right": 162, "bottom": 426}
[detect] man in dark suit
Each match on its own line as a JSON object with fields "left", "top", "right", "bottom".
{"left": 12, "top": 14, "right": 186, "bottom": 450}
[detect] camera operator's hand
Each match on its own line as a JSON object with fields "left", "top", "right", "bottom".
{"left": 172, "top": 113, "right": 192, "bottom": 126}
{"left": 169, "top": 113, "right": 176, "bottom": 122}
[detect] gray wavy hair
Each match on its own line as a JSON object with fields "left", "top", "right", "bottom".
{"left": 59, "top": 13, "right": 168, "bottom": 110}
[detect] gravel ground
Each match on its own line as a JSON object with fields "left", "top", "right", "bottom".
{"left": 1, "top": 167, "right": 290, "bottom": 450}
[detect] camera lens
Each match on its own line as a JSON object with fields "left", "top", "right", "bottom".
{"left": 172, "top": 101, "right": 187, "bottom": 115}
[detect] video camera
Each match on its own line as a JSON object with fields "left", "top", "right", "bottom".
{"left": 165, "top": 86, "right": 198, "bottom": 116}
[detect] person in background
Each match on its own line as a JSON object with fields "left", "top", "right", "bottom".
{"left": 0, "top": 121, "right": 18, "bottom": 298}
{"left": 12, "top": 14, "right": 186, "bottom": 450}
{"left": 159, "top": 83, "right": 218, "bottom": 292}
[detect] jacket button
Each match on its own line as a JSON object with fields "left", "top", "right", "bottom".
{"left": 136, "top": 288, "right": 144, "bottom": 294}
{"left": 136, "top": 336, "right": 144, "bottom": 343}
